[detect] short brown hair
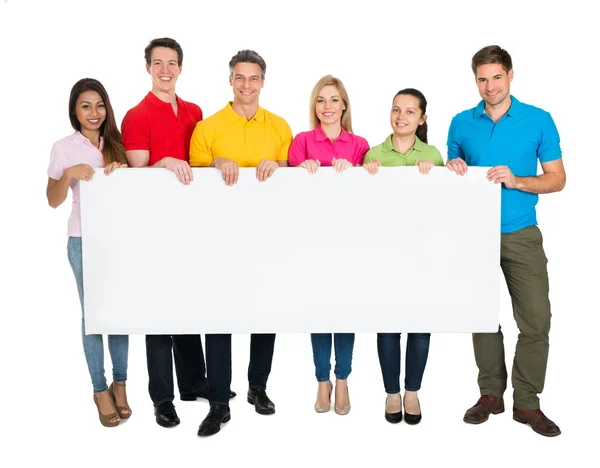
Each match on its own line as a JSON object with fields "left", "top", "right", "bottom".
{"left": 144, "top": 37, "right": 183, "bottom": 66}
{"left": 471, "top": 45, "right": 512, "bottom": 76}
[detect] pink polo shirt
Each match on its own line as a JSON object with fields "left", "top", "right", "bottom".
{"left": 288, "top": 125, "right": 369, "bottom": 166}
{"left": 47, "top": 132, "right": 104, "bottom": 237}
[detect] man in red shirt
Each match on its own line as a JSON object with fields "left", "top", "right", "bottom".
{"left": 121, "top": 37, "right": 235, "bottom": 428}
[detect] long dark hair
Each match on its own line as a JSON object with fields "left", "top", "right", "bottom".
{"left": 394, "top": 88, "right": 428, "bottom": 144}
{"left": 68, "top": 78, "right": 127, "bottom": 165}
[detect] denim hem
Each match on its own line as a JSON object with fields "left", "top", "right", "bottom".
{"left": 94, "top": 385, "right": 109, "bottom": 393}
{"left": 316, "top": 377, "right": 330, "bottom": 383}
{"left": 209, "top": 399, "right": 230, "bottom": 406}
{"left": 404, "top": 386, "right": 421, "bottom": 392}
{"left": 153, "top": 398, "right": 174, "bottom": 407}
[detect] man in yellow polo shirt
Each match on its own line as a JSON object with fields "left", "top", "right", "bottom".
{"left": 191, "top": 49, "right": 292, "bottom": 437}
{"left": 190, "top": 50, "right": 291, "bottom": 185}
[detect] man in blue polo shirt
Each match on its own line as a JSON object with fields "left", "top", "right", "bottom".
{"left": 447, "top": 45, "right": 566, "bottom": 437}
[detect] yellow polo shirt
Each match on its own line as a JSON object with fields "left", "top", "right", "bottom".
{"left": 189, "top": 102, "right": 292, "bottom": 167}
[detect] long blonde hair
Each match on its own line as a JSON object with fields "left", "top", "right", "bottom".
{"left": 309, "top": 75, "right": 353, "bottom": 133}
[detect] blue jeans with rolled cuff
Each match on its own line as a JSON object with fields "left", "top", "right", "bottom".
{"left": 67, "top": 236, "right": 128, "bottom": 393}
{"left": 311, "top": 333, "right": 355, "bottom": 382}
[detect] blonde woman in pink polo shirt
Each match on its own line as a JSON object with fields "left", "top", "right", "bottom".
{"left": 46, "top": 78, "right": 130, "bottom": 428}
{"left": 288, "top": 75, "right": 369, "bottom": 415}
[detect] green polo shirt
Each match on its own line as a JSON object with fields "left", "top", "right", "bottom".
{"left": 364, "top": 135, "right": 444, "bottom": 167}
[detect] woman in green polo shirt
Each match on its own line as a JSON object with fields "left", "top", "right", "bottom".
{"left": 363, "top": 88, "right": 443, "bottom": 425}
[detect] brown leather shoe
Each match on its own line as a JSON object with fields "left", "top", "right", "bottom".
{"left": 513, "top": 408, "right": 561, "bottom": 437}
{"left": 463, "top": 394, "right": 505, "bottom": 424}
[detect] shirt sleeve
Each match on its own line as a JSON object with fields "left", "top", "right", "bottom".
{"left": 431, "top": 146, "right": 445, "bottom": 166}
{"left": 121, "top": 109, "right": 150, "bottom": 151}
{"left": 447, "top": 116, "right": 465, "bottom": 161}
{"left": 288, "top": 133, "right": 307, "bottom": 166}
{"left": 47, "top": 141, "right": 67, "bottom": 180}
{"left": 189, "top": 122, "right": 214, "bottom": 167}
{"left": 278, "top": 120, "right": 293, "bottom": 161}
{"left": 195, "top": 105, "right": 203, "bottom": 123}
{"left": 363, "top": 148, "right": 378, "bottom": 164}
{"left": 538, "top": 112, "right": 562, "bottom": 163}
{"left": 354, "top": 137, "right": 370, "bottom": 165}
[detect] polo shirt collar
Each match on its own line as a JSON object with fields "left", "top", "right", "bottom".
{"left": 413, "top": 136, "right": 424, "bottom": 152}
{"left": 381, "top": 134, "right": 423, "bottom": 153}
{"left": 476, "top": 94, "right": 521, "bottom": 118}
{"left": 70, "top": 131, "right": 103, "bottom": 149}
{"left": 506, "top": 95, "right": 522, "bottom": 117}
{"left": 146, "top": 91, "right": 182, "bottom": 108}
{"left": 314, "top": 125, "right": 350, "bottom": 142}
{"left": 382, "top": 134, "right": 395, "bottom": 152}
{"left": 224, "top": 102, "right": 265, "bottom": 122}
{"left": 70, "top": 131, "right": 87, "bottom": 145}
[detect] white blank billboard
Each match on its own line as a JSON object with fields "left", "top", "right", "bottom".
{"left": 80, "top": 167, "right": 500, "bottom": 334}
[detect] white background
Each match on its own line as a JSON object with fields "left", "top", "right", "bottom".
{"left": 0, "top": 1, "right": 598, "bottom": 467}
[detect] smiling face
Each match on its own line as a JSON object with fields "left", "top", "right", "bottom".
{"left": 75, "top": 90, "right": 106, "bottom": 134}
{"left": 475, "top": 62, "right": 513, "bottom": 108}
{"left": 230, "top": 62, "right": 264, "bottom": 106}
{"left": 147, "top": 46, "right": 181, "bottom": 94}
{"left": 315, "top": 85, "right": 345, "bottom": 126}
{"left": 389, "top": 94, "right": 425, "bottom": 137}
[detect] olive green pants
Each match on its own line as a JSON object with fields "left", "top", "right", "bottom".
{"left": 473, "top": 225, "right": 551, "bottom": 410}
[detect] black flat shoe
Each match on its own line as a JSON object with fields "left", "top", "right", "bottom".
{"left": 247, "top": 388, "right": 275, "bottom": 415}
{"left": 404, "top": 398, "right": 422, "bottom": 425}
{"left": 385, "top": 396, "right": 403, "bottom": 424}
{"left": 154, "top": 401, "right": 180, "bottom": 428}
{"left": 181, "top": 386, "right": 237, "bottom": 401}
{"left": 197, "top": 403, "right": 231, "bottom": 437}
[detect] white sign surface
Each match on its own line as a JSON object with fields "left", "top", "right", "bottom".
{"left": 80, "top": 167, "right": 500, "bottom": 334}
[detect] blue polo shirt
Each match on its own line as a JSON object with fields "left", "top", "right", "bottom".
{"left": 447, "top": 96, "right": 562, "bottom": 233}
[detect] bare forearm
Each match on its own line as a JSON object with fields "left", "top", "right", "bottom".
{"left": 212, "top": 158, "right": 230, "bottom": 168}
{"left": 515, "top": 172, "right": 566, "bottom": 194}
{"left": 47, "top": 174, "right": 71, "bottom": 208}
{"left": 152, "top": 158, "right": 169, "bottom": 168}
{"left": 125, "top": 150, "right": 150, "bottom": 168}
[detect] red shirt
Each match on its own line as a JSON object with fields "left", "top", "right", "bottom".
{"left": 121, "top": 92, "right": 203, "bottom": 165}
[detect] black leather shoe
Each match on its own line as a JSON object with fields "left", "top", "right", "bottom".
{"left": 385, "top": 396, "right": 403, "bottom": 424}
{"left": 154, "top": 401, "right": 180, "bottom": 428}
{"left": 180, "top": 386, "right": 237, "bottom": 401}
{"left": 197, "top": 404, "right": 231, "bottom": 437}
{"left": 247, "top": 388, "right": 275, "bottom": 415}
{"left": 404, "top": 398, "right": 422, "bottom": 425}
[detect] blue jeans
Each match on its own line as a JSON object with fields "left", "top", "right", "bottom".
{"left": 311, "top": 333, "right": 354, "bottom": 382}
{"left": 67, "top": 237, "right": 128, "bottom": 392}
{"left": 377, "top": 333, "right": 430, "bottom": 393}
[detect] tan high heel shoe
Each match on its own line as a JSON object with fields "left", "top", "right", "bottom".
{"left": 93, "top": 390, "right": 120, "bottom": 427}
{"left": 334, "top": 380, "right": 351, "bottom": 415}
{"left": 314, "top": 380, "right": 333, "bottom": 413}
{"left": 109, "top": 381, "right": 132, "bottom": 419}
